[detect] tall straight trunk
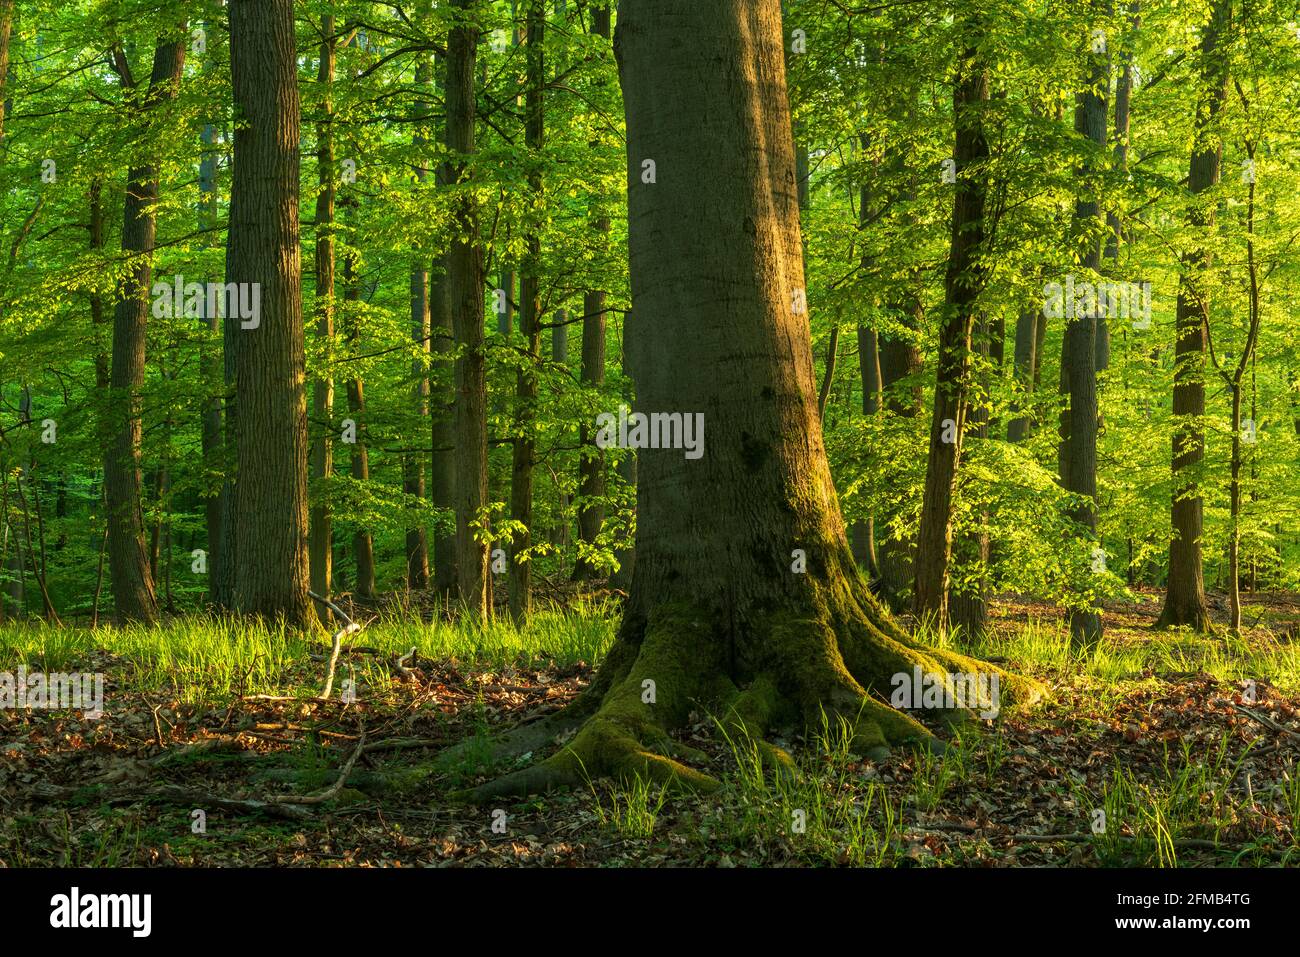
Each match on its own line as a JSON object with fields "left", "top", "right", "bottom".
{"left": 852, "top": 324, "right": 881, "bottom": 576}
{"left": 428, "top": 38, "right": 457, "bottom": 598}
{"left": 469, "top": 0, "right": 1040, "bottom": 800}
{"left": 497, "top": 271, "right": 514, "bottom": 334}
{"left": 551, "top": 311, "right": 571, "bottom": 548}
{"left": 573, "top": 3, "right": 612, "bottom": 582}
{"left": 227, "top": 0, "right": 315, "bottom": 627}
{"left": 1032, "top": 311, "right": 1048, "bottom": 393}
{"left": 0, "top": 474, "right": 21, "bottom": 620}
{"left": 849, "top": 146, "right": 879, "bottom": 578}
{"left": 1059, "top": 5, "right": 1108, "bottom": 646}
{"left": 949, "top": 314, "right": 991, "bottom": 636}
{"left": 199, "top": 71, "right": 223, "bottom": 606}
{"left": 342, "top": 223, "right": 376, "bottom": 600}
{"left": 310, "top": 15, "right": 337, "bottom": 605}
{"left": 405, "top": 48, "right": 433, "bottom": 591}
{"left": 446, "top": 0, "right": 490, "bottom": 619}
{"left": 430, "top": 222, "right": 458, "bottom": 596}
{"left": 876, "top": 221, "right": 924, "bottom": 607}
{"left": 1157, "top": 0, "right": 1229, "bottom": 631}
{"left": 508, "top": 0, "right": 545, "bottom": 623}
{"left": 913, "top": 35, "right": 990, "bottom": 623}
{"left": 0, "top": 0, "right": 13, "bottom": 144}
{"left": 1102, "top": 0, "right": 1139, "bottom": 373}
{"left": 1006, "top": 305, "right": 1037, "bottom": 441}
{"left": 610, "top": 318, "right": 636, "bottom": 592}
{"left": 1225, "top": 160, "right": 1260, "bottom": 635}
{"left": 105, "top": 37, "right": 185, "bottom": 625}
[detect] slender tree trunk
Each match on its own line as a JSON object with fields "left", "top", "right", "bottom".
{"left": 1157, "top": 0, "right": 1228, "bottom": 631}
{"left": 428, "top": 36, "right": 457, "bottom": 599}
{"left": 1006, "top": 305, "right": 1038, "bottom": 441}
{"left": 508, "top": 0, "right": 545, "bottom": 623}
{"left": 0, "top": 0, "right": 13, "bottom": 145}
{"left": 849, "top": 140, "right": 883, "bottom": 582}
{"left": 852, "top": 324, "right": 881, "bottom": 577}
{"left": 573, "top": 3, "right": 612, "bottom": 583}
{"left": 446, "top": 0, "right": 490, "bottom": 619}
{"left": 199, "top": 108, "right": 224, "bottom": 605}
{"left": 949, "top": 312, "right": 991, "bottom": 637}
{"left": 405, "top": 46, "right": 433, "bottom": 591}
{"left": 310, "top": 16, "right": 337, "bottom": 606}
{"left": 227, "top": 0, "right": 316, "bottom": 628}
{"left": 1059, "top": 6, "right": 1107, "bottom": 646}
{"left": 913, "top": 34, "right": 990, "bottom": 624}
{"left": 1102, "top": 1, "right": 1138, "bottom": 323}
{"left": 342, "top": 231, "right": 376, "bottom": 601}
{"left": 1225, "top": 146, "right": 1261, "bottom": 635}
{"left": 876, "top": 259, "right": 924, "bottom": 607}
{"left": 105, "top": 38, "right": 185, "bottom": 625}
{"left": 430, "top": 232, "right": 458, "bottom": 597}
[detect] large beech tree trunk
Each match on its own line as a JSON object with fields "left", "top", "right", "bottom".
{"left": 227, "top": 0, "right": 315, "bottom": 628}
{"left": 465, "top": 0, "right": 1040, "bottom": 800}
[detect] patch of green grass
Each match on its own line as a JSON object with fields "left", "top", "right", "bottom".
{"left": 705, "top": 711, "right": 902, "bottom": 866}
{"left": 57, "top": 811, "right": 143, "bottom": 867}
{"left": 0, "top": 623, "right": 89, "bottom": 672}
{"left": 1075, "top": 736, "right": 1251, "bottom": 866}
{"left": 0, "top": 600, "right": 618, "bottom": 705}
{"left": 590, "top": 777, "right": 670, "bottom": 839}
{"left": 939, "top": 613, "right": 1300, "bottom": 696}
{"left": 909, "top": 742, "right": 965, "bottom": 813}
{"left": 362, "top": 597, "right": 617, "bottom": 671}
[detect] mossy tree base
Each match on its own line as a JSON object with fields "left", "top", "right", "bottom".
{"left": 459, "top": 576, "right": 1045, "bottom": 801}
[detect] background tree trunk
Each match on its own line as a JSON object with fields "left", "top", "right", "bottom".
{"left": 852, "top": 323, "right": 881, "bottom": 578}
{"left": 1059, "top": 4, "right": 1108, "bottom": 646}
{"left": 913, "top": 34, "right": 990, "bottom": 625}
{"left": 573, "top": 3, "right": 612, "bottom": 582}
{"left": 508, "top": 0, "right": 545, "bottom": 624}
{"left": 105, "top": 38, "right": 186, "bottom": 625}
{"left": 405, "top": 46, "right": 433, "bottom": 591}
{"left": 446, "top": 0, "right": 490, "bottom": 619}
{"left": 310, "top": 16, "right": 337, "bottom": 607}
{"left": 1157, "top": 0, "right": 1228, "bottom": 631}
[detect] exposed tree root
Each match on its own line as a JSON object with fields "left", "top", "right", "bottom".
{"left": 452, "top": 580, "right": 1048, "bottom": 802}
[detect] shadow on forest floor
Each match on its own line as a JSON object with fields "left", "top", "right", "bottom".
{"left": 2, "top": 589, "right": 1299, "bottom": 867}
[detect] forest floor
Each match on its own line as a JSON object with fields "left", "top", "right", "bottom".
{"left": 2, "top": 588, "right": 1299, "bottom": 867}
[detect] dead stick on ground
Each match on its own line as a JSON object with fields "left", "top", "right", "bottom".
{"left": 1233, "top": 704, "right": 1300, "bottom": 738}
{"left": 267, "top": 731, "right": 368, "bottom": 806}
{"left": 29, "top": 781, "right": 310, "bottom": 821}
